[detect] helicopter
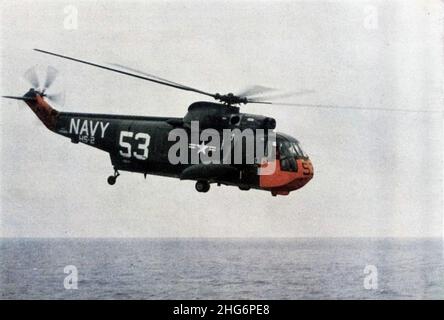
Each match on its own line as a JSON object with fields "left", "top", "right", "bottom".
{"left": 5, "top": 49, "right": 435, "bottom": 196}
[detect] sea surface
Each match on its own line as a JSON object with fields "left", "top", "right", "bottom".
{"left": 0, "top": 238, "right": 443, "bottom": 299}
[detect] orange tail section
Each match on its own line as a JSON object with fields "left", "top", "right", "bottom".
{"left": 23, "top": 89, "right": 59, "bottom": 131}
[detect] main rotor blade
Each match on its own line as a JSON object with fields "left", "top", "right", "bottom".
{"left": 34, "top": 49, "right": 216, "bottom": 98}
{"left": 110, "top": 63, "right": 197, "bottom": 91}
{"left": 247, "top": 101, "right": 443, "bottom": 113}
{"left": 248, "top": 89, "right": 315, "bottom": 101}
{"left": 236, "top": 85, "right": 277, "bottom": 98}
{"left": 2, "top": 95, "right": 36, "bottom": 101}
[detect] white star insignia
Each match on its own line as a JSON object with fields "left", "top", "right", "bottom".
{"left": 189, "top": 142, "right": 217, "bottom": 155}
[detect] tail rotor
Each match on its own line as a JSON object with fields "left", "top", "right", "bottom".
{"left": 18, "top": 65, "right": 65, "bottom": 107}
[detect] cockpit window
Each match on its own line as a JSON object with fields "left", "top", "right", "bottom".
{"left": 293, "top": 142, "right": 308, "bottom": 158}
{"left": 278, "top": 141, "right": 294, "bottom": 159}
{"left": 278, "top": 141, "right": 296, "bottom": 172}
{"left": 278, "top": 140, "right": 308, "bottom": 159}
{"left": 277, "top": 139, "right": 308, "bottom": 172}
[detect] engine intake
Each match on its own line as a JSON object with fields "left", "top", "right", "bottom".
{"left": 183, "top": 102, "right": 276, "bottom": 130}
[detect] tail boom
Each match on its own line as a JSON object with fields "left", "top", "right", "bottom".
{"left": 23, "top": 89, "right": 59, "bottom": 131}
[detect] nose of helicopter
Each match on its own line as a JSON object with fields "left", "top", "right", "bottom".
{"left": 282, "top": 158, "right": 314, "bottom": 196}
{"left": 289, "top": 158, "right": 314, "bottom": 189}
{"left": 260, "top": 157, "right": 314, "bottom": 196}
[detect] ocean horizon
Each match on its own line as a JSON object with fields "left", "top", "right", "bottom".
{"left": 1, "top": 237, "right": 443, "bottom": 299}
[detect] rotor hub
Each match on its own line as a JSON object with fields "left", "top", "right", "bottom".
{"left": 214, "top": 93, "right": 248, "bottom": 106}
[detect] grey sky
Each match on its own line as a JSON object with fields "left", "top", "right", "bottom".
{"left": 0, "top": 0, "right": 442, "bottom": 237}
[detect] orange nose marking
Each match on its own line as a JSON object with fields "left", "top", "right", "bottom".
{"left": 260, "top": 159, "right": 314, "bottom": 194}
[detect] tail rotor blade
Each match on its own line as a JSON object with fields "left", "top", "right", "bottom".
{"left": 46, "top": 91, "right": 65, "bottom": 106}
{"left": 23, "top": 66, "right": 40, "bottom": 88}
{"left": 43, "top": 66, "right": 58, "bottom": 90}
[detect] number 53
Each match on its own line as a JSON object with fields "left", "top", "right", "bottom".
{"left": 119, "top": 131, "right": 151, "bottom": 160}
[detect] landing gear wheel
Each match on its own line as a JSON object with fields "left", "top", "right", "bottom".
{"left": 195, "top": 180, "right": 210, "bottom": 193}
{"left": 107, "top": 176, "right": 116, "bottom": 185}
{"left": 107, "top": 169, "right": 120, "bottom": 185}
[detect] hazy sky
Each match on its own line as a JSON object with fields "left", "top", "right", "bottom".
{"left": 0, "top": 0, "right": 442, "bottom": 238}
